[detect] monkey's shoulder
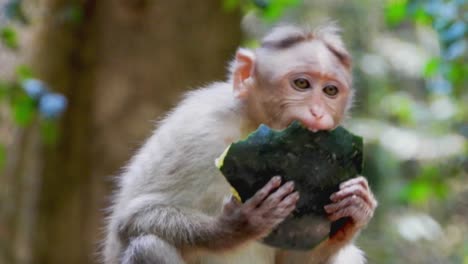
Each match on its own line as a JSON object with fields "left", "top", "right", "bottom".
{"left": 133, "top": 82, "right": 243, "bottom": 176}
{"left": 117, "top": 83, "right": 240, "bottom": 204}
{"left": 156, "top": 82, "right": 243, "bottom": 144}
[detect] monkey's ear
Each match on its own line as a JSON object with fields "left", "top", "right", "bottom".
{"left": 232, "top": 48, "right": 255, "bottom": 99}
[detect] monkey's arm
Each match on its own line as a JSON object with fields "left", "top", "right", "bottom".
{"left": 116, "top": 176, "right": 298, "bottom": 253}
{"left": 276, "top": 176, "right": 377, "bottom": 264}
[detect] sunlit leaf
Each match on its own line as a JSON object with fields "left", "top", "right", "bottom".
{"left": 423, "top": 58, "right": 440, "bottom": 78}
{"left": 0, "top": 26, "right": 18, "bottom": 49}
{"left": 405, "top": 180, "right": 432, "bottom": 204}
{"left": 261, "top": 0, "right": 300, "bottom": 21}
{"left": 385, "top": 0, "right": 407, "bottom": 26}
{"left": 263, "top": 4, "right": 283, "bottom": 20}
{"left": 413, "top": 6, "right": 432, "bottom": 25}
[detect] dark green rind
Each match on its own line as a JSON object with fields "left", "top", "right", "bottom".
{"left": 219, "top": 121, "right": 363, "bottom": 250}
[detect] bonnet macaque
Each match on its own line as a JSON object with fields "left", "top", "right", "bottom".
{"left": 103, "top": 24, "right": 377, "bottom": 264}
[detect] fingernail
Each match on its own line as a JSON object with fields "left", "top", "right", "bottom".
{"left": 286, "top": 181, "right": 294, "bottom": 188}
{"left": 272, "top": 176, "right": 281, "bottom": 182}
{"left": 294, "top": 192, "right": 300, "bottom": 199}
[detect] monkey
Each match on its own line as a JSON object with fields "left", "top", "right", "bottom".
{"left": 102, "top": 24, "right": 377, "bottom": 264}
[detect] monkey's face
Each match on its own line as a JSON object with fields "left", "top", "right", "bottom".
{"left": 250, "top": 40, "right": 352, "bottom": 132}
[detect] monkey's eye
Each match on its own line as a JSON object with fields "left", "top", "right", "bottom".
{"left": 323, "top": 85, "right": 339, "bottom": 97}
{"left": 292, "top": 78, "right": 311, "bottom": 90}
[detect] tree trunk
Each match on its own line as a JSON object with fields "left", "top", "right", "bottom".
{"left": 15, "top": 1, "right": 242, "bottom": 263}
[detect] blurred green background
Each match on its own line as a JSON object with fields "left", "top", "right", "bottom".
{"left": 0, "top": 0, "right": 466, "bottom": 263}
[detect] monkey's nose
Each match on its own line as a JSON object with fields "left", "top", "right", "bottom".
{"left": 310, "top": 107, "right": 324, "bottom": 120}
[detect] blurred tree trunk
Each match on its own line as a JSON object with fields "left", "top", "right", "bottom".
{"left": 5, "top": 0, "right": 242, "bottom": 264}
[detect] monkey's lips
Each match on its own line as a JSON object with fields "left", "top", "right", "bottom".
{"left": 298, "top": 115, "right": 335, "bottom": 132}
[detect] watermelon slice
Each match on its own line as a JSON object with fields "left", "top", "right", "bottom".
{"left": 216, "top": 121, "right": 363, "bottom": 250}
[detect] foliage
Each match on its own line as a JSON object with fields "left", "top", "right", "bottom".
{"left": 0, "top": 0, "right": 465, "bottom": 262}
{"left": 383, "top": 0, "right": 467, "bottom": 206}
{"left": 387, "top": 0, "right": 467, "bottom": 96}
{"left": 0, "top": 26, "right": 17, "bottom": 48}
{"left": 227, "top": 0, "right": 467, "bottom": 262}
{"left": 223, "top": 0, "right": 301, "bottom": 21}
{"left": 0, "top": 0, "right": 68, "bottom": 169}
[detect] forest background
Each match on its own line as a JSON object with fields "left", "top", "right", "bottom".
{"left": 0, "top": 0, "right": 467, "bottom": 263}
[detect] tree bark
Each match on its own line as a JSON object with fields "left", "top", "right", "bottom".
{"left": 20, "top": 1, "right": 242, "bottom": 264}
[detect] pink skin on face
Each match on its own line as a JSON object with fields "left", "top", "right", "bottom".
{"left": 299, "top": 109, "right": 336, "bottom": 132}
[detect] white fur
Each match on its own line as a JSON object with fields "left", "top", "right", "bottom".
{"left": 103, "top": 24, "right": 365, "bottom": 264}
{"left": 331, "top": 244, "right": 366, "bottom": 264}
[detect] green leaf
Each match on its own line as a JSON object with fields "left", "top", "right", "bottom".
{"left": 12, "top": 95, "right": 35, "bottom": 126}
{"left": 445, "top": 62, "right": 465, "bottom": 84}
{"left": 222, "top": 0, "right": 239, "bottom": 11}
{"left": 385, "top": 0, "right": 407, "bottom": 26}
{"left": 0, "top": 80, "right": 9, "bottom": 101}
{"left": 413, "top": 7, "right": 432, "bottom": 25}
{"left": 419, "top": 165, "right": 439, "bottom": 179}
{"left": 0, "top": 26, "right": 18, "bottom": 49}
{"left": 407, "top": 180, "right": 432, "bottom": 204}
{"left": 15, "top": 65, "right": 34, "bottom": 81}
{"left": 423, "top": 58, "right": 440, "bottom": 78}
{"left": 261, "top": 0, "right": 300, "bottom": 21}
{"left": 433, "top": 181, "right": 449, "bottom": 199}
{"left": 40, "top": 119, "right": 59, "bottom": 145}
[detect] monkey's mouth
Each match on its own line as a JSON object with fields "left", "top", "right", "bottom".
{"left": 294, "top": 114, "right": 335, "bottom": 133}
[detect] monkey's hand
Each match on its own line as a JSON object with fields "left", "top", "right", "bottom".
{"left": 324, "top": 176, "right": 377, "bottom": 242}
{"left": 218, "top": 176, "right": 299, "bottom": 242}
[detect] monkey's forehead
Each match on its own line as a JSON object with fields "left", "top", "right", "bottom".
{"left": 255, "top": 40, "right": 351, "bottom": 86}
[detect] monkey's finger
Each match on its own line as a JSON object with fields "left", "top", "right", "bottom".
{"left": 277, "top": 191, "right": 299, "bottom": 212}
{"left": 328, "top": 203, "right": 374, "bottom": 227}
{"left": 339, "top": 176, "right": 369, "bottom": 190}
{"left": 260, "top": 181, "right": 295, "bottom": 211}
{"left": 330, "top": 184, "right": 374, "bottom": 206}
{"left": 245, "top": 176, "right": 282, "bottom": 209}
{"left": 327, "top": 205, "right": 361, "bottom": 222}
{"left": 269, "top": 204, "right": 296, "bottom": 220}
{"left": 324, "top": 195, "right": 365, "bottom": 214}
{"left": 275, "top": 191, "right": 299, "bottom": 208}
{"left": 266, "top": 192, "right": 298, "bottom": 219}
